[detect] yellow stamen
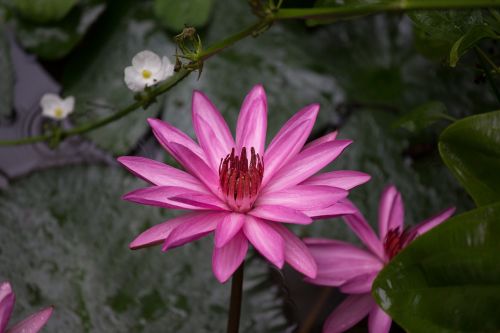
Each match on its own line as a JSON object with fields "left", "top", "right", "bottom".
{"left": 54, "top": 107, "right": 64, "bottom": 119}
{"left": 142, "top": 69, "right": 152, "bottom": 79}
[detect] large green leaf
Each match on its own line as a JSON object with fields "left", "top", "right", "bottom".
{"left": 0, "top": 166, "right": 291, "bottom": 332}
{"left": 449, "top": 25, "right": 499, "bottom": 67}
{"left": 63, "top": 1, "right": 173, "bottom": 155}
{"left": 439, "top": 111, "right": 500, "bottom": 206}
{"left": 372, "top": 203, "right": 500, "bottom": 332}
{"left": 154, "top": 0, "right": 214, "bottom": 32}
{"left": 13, "top": 0, "right": 76, "bottom": 23}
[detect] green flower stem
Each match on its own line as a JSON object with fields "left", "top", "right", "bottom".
{"left": 274, "top": 0, "right": 500, "bottom": 20}
{"left": 226, "top": 262, "right": 245, "bottom": 333}
{"left": 2, "top": 0, "right": 499, "bottom": 147}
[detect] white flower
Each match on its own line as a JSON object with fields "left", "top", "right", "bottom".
{"left": 40, "top": 93, "right": 75, "bottom": 120}
{"left": 124, "top": 50, "right": 174, "bottom": 92}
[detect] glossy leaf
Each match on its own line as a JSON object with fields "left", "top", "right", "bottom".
{"left": 372, "top": 203, "right": 500, "bottom": 332}
{"left": 439, "top": 111, "right": 500, "bottom": 206}
{"left": 449, "top": 25, "right": 499, "bottom": 67}
{"left": 13, "top": 0, "right": 76, "bottom": 23}
{"left": 393, "top": 101, "right": 452, "bottom": 133}
{"left": 154, "top": 0, "right": 214, "bottom": 32}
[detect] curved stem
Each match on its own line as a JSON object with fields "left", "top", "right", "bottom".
{"left": 226, "top": 262, "right": 245, "bottom": 333}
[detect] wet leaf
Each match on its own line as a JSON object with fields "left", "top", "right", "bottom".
{"left": 0, "top": 166, "right": 291, "bottom": 332}
{"left": 439, "top": 110, "right": 500, "bottom": 206}
{"left": 372, "top": 202, "right": 500, "bottom": 332}
{"left": 13, "top": 0, "right": 76, "bottom": 23}
{"left": 154, "top": 0, "right": 215, "bottom": 32}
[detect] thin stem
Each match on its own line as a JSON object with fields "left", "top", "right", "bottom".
{"left": 297, "top": 287, "right": 333, "bottom": 333}
{"left": 274, "top": 0, "right": 500, "bottom": 20}
{"left": 226, "top": 262, "right": 245, "bottom": 333}
{"left": 475, "top": 47, "right": 500, "bottom": 105}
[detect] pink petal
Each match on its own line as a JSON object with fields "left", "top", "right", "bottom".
{"left": 301, "top": 170, "right": 371, "bottom": 190}
{"left": 343, "top": 208, "right": 385, "bottom": 260}
{"left": 243, "top": 216, "right": 284, "bottom": 268}
{"left": 163, "top": 212, "right": 226, "bottom": 251}
{"left": 305, "top": 239, "right": 383, "bottom": 286}
{"left": 256, "top": 185, "right": 347, "bottom": 211}
{"left": 0, "top": 283, "right": 14, "bottom": 333}
{"left": 7, "top": 306, "right": 53, "bottom": 333}
{"left": 269, "top": 224, "right": 317, "bottom": 278}
{"left": 305, "top": 201, "right": 357, "bottom": 219}
{"left": 147, "top": 118, "right": 204, "bottom": 160}
{"left": 129, "top": 212, "right": 205, "bottom": 250}
{"left": 302, "top": 131, "right": 337, "bottom": 150}
{"left": 263, "top": 140, "right": 352, "bottom": 193}
{"left": 214, "top": 213, "right": 245, "bottom": 248}
{"left": 236, "top": 85, "right": 267, "bottom": 155}
{"left": 262, "top": 104, "right": 319, "bottom": 186}
{"left": 249, "top": 205, "right": 312, "bottom": 225}
{"left": 168, "top": 142, "right": 220, "bottom": 195}
{"left": 123, "top": 186, "right": 227, "bottom": 211}
{"left": 192, "top": 91, "right": 235, "bottom": 171}
{"left": 378, "top": 185, "right": 404, "bottom": 239}
{"left": 212, "top": 232, "right": 248, "bottom": 283}
{"left": 368, "top": 307, "right": 392, "bottom": 333}
{"left": 340, "top": 272, "right": 378, "bottom": 294}
{"left": 412, "top": 207, "right": 455, "bottom": 237}
{"left": 117, "top": 156, "right": 207, "bottom": 192}
{"left": 323, "top": 294, "right": 374, "bottom": 333}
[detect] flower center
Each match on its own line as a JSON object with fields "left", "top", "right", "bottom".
{"left": 54, "top": 107, "right": 64, "bottom": 118}
{"left": 142, "top": 69, "right": 152, "bottom": 79}
{"left": 219, "top": 147, "right": 264, "bottom": 212}
{"left": 383, "top": 227, "right": 417, "bottom": 260}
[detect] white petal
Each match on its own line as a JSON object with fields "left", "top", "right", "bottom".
{"left": 132, "top": 50, "right": 162, "bottom": 71}
{"left": 158, "top": 56, "right": 174, "bottom": 81}
{"left": 124, "top": 66, "right": 145, "bottom": 92}
{"left": 62, "top": 96, "right": 75, "bottom": 114}
{"left": 40, "top": 93, "right": 61, "bottom": 111}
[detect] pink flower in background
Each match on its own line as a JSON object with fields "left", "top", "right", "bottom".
{"left": 305, "top": 185, "right": 455, "bottom": 333}
{"left": 119, "top": 85, "right": 370, "bottom": 283}
{"left": 0, "top": 282, "right": 53, "bottom": 333}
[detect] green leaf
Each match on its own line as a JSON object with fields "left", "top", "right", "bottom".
{"left": 12, "top": 0, "right": 105, "bottom": 60}
{"left": 0, "top": 30, "right": 13, "bottom": 117}
{"left": 372, "top": 203, "right": 500, "bottom": 332}
{"left": 13, "top": 0, "right": 76, "bottom": 23}
{"left": 0, "top": 165, "right": 291, "bottom": 332}
{"left": 393, "top": 101, "right": 452, "bottom": 132}
{"left": 449, "top": 25, "right": 498, "bottom": 67}
{"left": 154, "top": 0, "right": 214, "bottom": 32}
{"left": 409, "top": 10, "right": 484, "bottom": 61}
{"left": 439, "top": 110, "right": 500, "bottom": 206}
{"left": 63, "top": 1, "right": 173, "bottom": 155}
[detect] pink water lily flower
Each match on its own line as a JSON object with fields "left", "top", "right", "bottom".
{"left": 119, "top": 85, "right": 370, "bottom": 283}
{"left": 305, "top": 185, "right": 455, "bottom": 333}
{"left": 0, "top": 282, "right": 53, "bottom": 333}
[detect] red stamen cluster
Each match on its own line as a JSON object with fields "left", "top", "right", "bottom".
{"left": 383, "top": 227, "right": 417, "bottom": 260}
{"left": 219, "top": 147, "right": 264, "bottom": 212}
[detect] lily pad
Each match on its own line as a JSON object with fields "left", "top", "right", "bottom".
{"left": 0, "top": 165, "right": 291, "bottom": 332}
{"left": 13, "top": 0, "right": 77, "bottom": 24}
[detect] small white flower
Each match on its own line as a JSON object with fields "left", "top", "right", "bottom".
{"left": 124, "top": 50, "right": 174, "bottom": 92}
{"left": 40, "top": 93, "right": 75, "bottom": 120}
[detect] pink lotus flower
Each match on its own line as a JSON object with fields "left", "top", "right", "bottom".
{"left": 305, "top": 185, "right": 455, "bottom": 333}
{"left": 0, "top": 282, "right": 53, "bottom": 333}
{"left": 119, "top": 85, "right": 370, "bottom": 283}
